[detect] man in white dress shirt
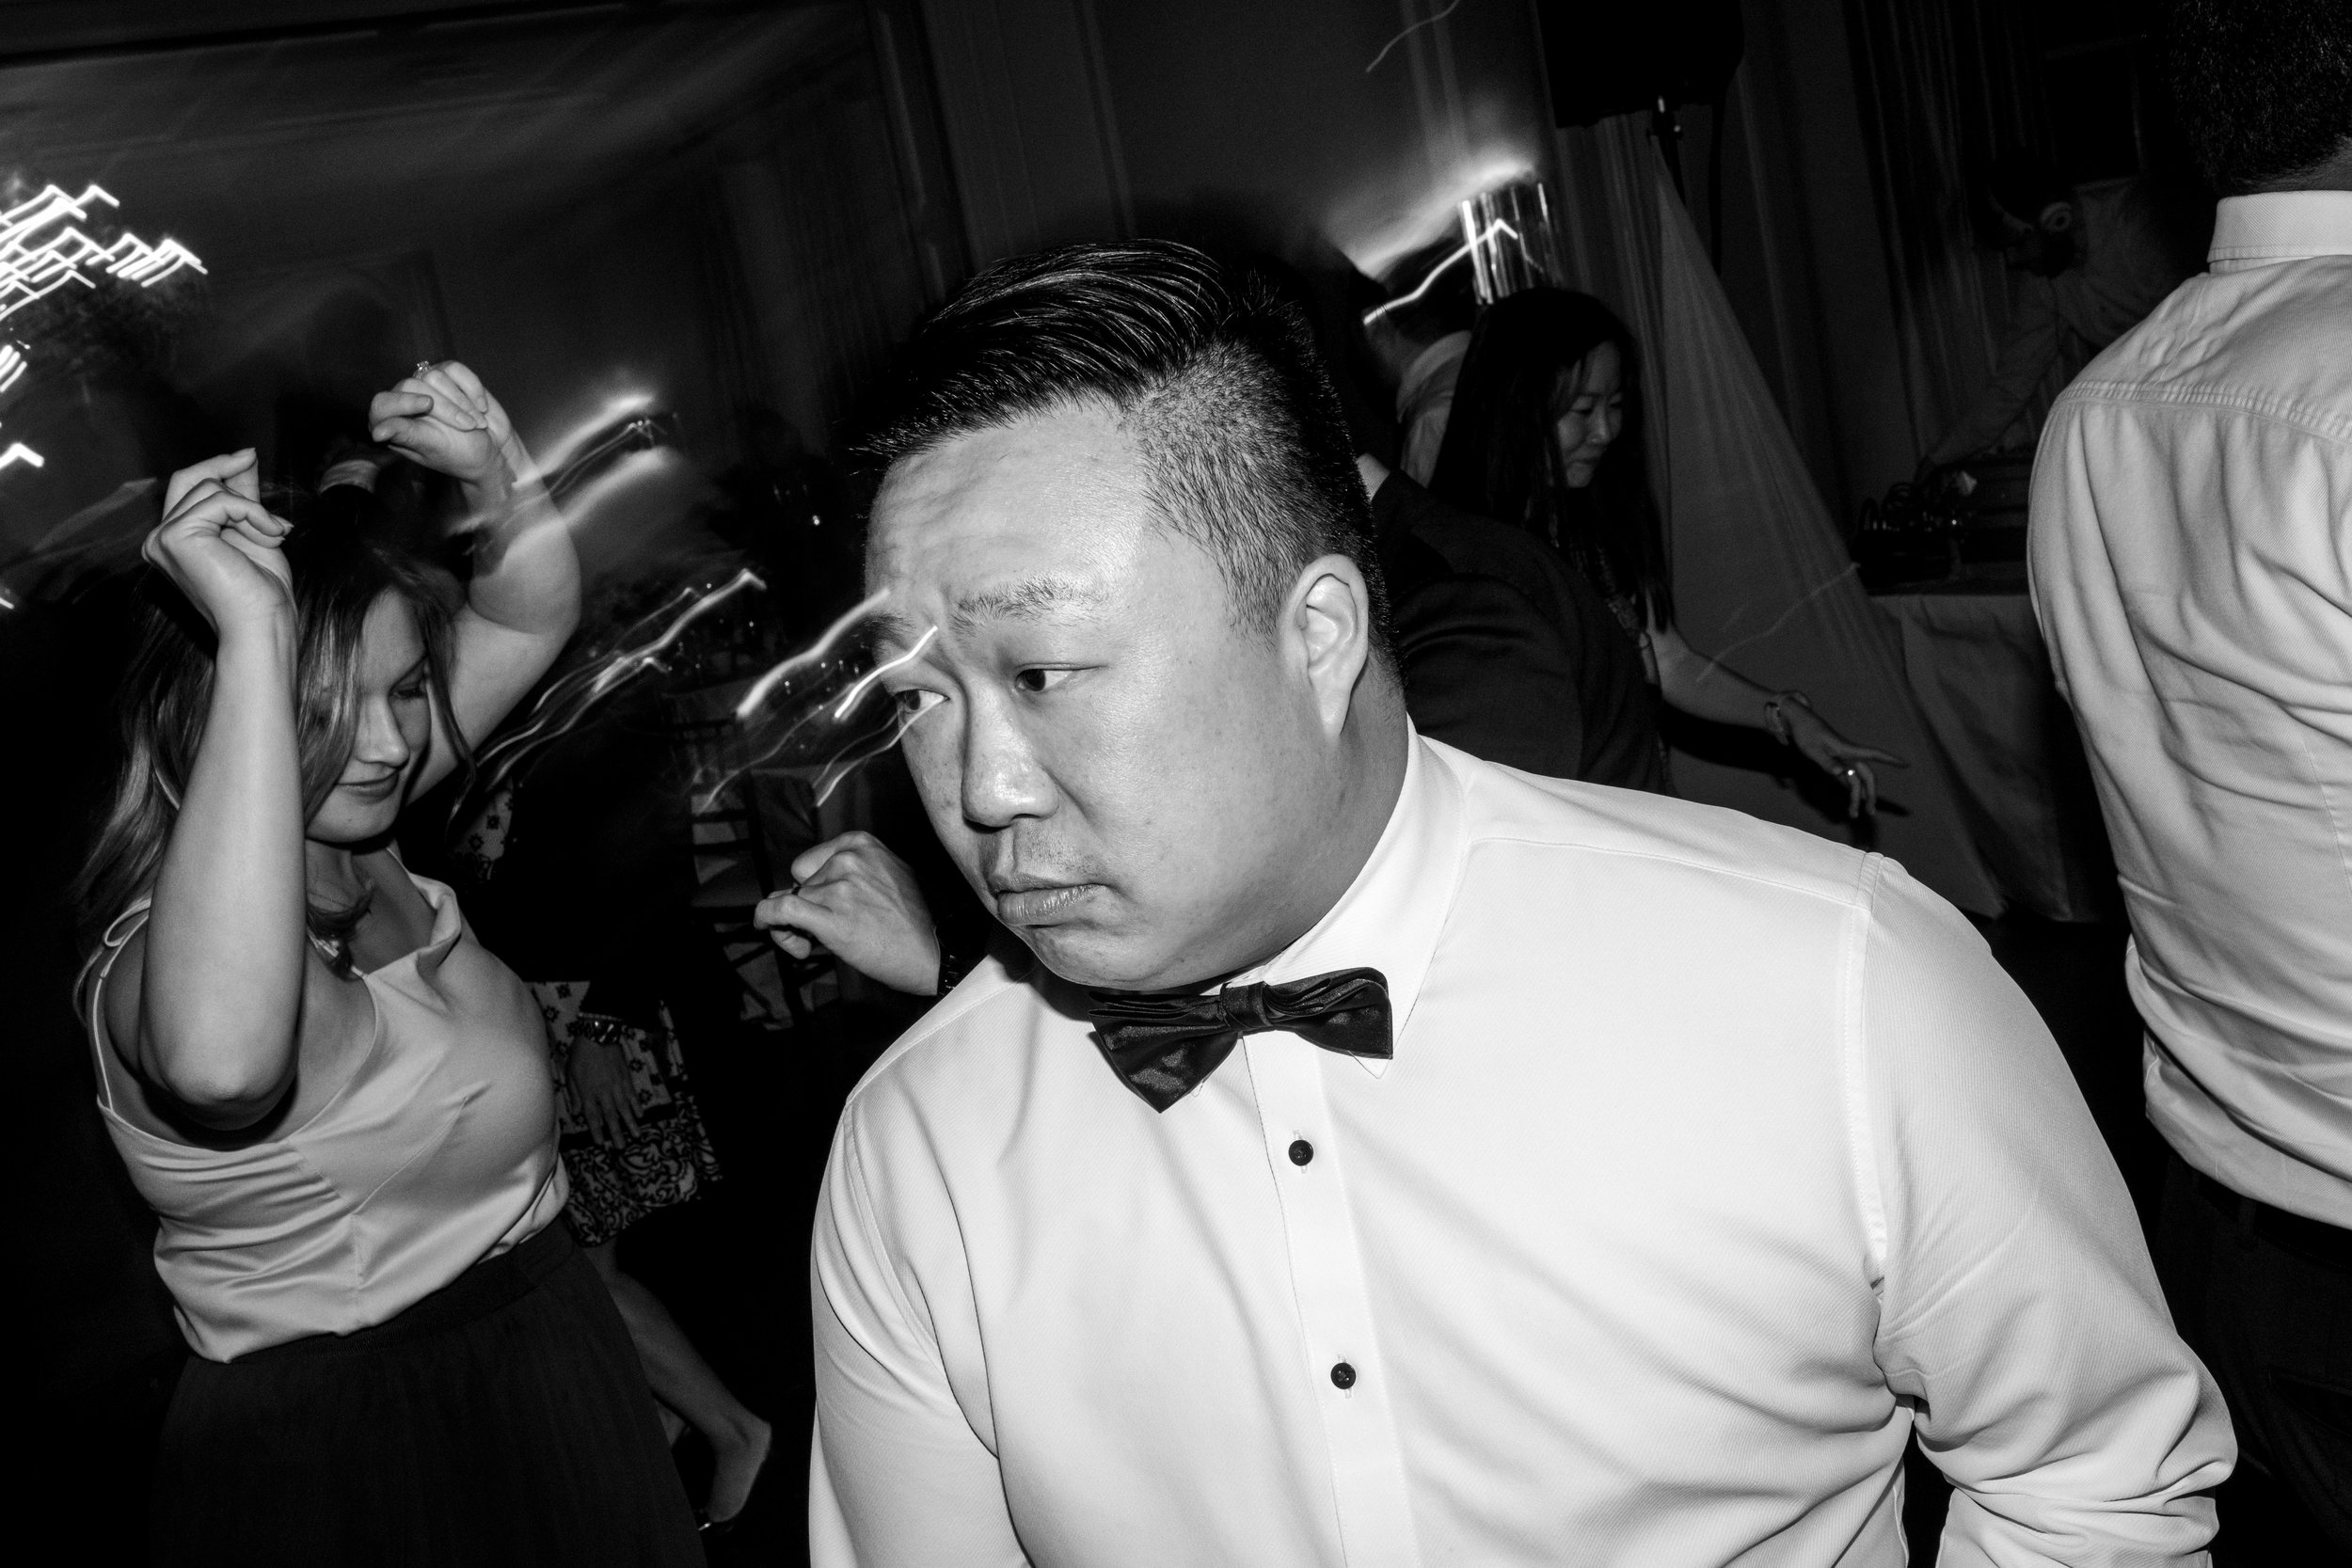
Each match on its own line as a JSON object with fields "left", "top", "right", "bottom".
{"left": 813, "top": 240, "right": 2230, "bottom": 1566}
{"left": 2030, "top": 1, "right": 2352, "bottom": 1549}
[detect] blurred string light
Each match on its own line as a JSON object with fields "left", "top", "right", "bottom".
{"left": 0, "top": 183, "right": 206, "bottom": 322}
{"left": 458, "top": 565, "right": 770, "bottom": 813}
{"left": 0, "top": 182, "right": 207, "bottom": 477}
{"left": 687, "top": 597, "right": 940, "bottom": 812}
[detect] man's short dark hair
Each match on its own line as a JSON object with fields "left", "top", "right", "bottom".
{"left": 860, "top": 240, "right": 1387, "bottom": 638}
{"left": 2169, "top": 0, "right": 2352, "bottom": 196}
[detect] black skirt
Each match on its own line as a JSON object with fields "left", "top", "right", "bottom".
{"left": 151, "top": 1219, "right": 704, "bottom": 1568}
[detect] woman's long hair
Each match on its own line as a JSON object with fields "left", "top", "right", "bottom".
{"left": 74, "top": 464, "right": 466, "bottom": 975}
{"left": 1427, "top": 287, "right": 1673, "bottom": 631}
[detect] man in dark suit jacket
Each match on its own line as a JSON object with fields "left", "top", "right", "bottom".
{"left": 1365, "top": 456, "right": 1663, "bottom": 792}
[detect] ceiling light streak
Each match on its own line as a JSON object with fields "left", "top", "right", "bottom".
{"left": 1360, "top": 219, "right": 1522, "bottom": 326}
{"left": 0, "top": 344, "right": 23, "bottom": 394}
{"left": 0, "top": 441, "right": 44, "bottom": 469}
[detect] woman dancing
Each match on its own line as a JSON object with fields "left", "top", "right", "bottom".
{"left": 1431, "top": 288, "right": 1901, "bottom": 814}
{"left": 76, "top": 363, "right": 701, "bottom": 1566}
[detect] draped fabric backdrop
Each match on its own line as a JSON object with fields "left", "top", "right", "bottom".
{"left": 1842, "top": 0, "right": 2050, "bottom": 455}
{"left": 1553, "top": 119, "right": 2002, "bottom": 914}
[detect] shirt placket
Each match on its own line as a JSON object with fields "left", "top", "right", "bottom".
{"left": 1242, "top": 1032, "right": 1422, "bottom": 1568}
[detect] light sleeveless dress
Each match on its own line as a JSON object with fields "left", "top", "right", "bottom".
{"left": 87, "top": 866, "right": 569, "bottom": 1361}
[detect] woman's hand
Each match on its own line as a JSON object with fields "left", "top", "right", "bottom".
{"left": 756, "top": 832, "right": 942, "bottom": 995}
{"left": 368, "top": 360, "right": 517, "bottom": 498}
{"left": 1781, "top": 705, "right": 1907, "bottom": 818}
{"left": 144, "top": 450, "right": 294, "bottom": 634}
{"left": 568, "top": 1026, "right": 642, "bottom": 1148}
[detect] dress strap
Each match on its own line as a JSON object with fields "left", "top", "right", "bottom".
{"left": 83, "top": 897, "right": 154, "bottom": 1115}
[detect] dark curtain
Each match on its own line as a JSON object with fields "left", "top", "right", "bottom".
{"left": 1842, "top": 0, "right": 2048, "bottom": 457}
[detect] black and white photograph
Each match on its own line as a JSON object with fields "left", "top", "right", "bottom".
{"left": 4, "top": 1, "right": 2346, "bottom": 1563}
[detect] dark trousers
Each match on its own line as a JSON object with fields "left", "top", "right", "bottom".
{"left": 2156, "top": 1150, "right": 2352, "bottom": 1553}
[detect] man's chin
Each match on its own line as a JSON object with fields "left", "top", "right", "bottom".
{"left": 1015, "top": 924, "right": 1232, "bottom": 995}
{"left": 1016, "top": 925, "right": 1139, "bottom": 990}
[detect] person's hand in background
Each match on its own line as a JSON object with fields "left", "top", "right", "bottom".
{"left": 755, "top": 832, "right": 942, "bottom": 995}
{"left": 1779, "top": 702, "right": 1906, "bottom": 818}
{"left": 567, "top": 1024, "right": 642, "bottom": 1148}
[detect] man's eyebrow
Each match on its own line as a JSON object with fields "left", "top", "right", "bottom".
{"left": 948, "top": 577, "right": 1104, "bottom": 633}
{"left": 863, "top": 577, "right": 1105, "bottom": 652}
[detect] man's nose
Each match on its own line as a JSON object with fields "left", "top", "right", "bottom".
{"left": 959, "top": 702, "right": 1054, "bottom": 830}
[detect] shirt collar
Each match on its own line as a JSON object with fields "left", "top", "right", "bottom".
{"left": 1227, "top": 726, "right": 1469, "bottom": 1078}
{"left": 2208, "top": 191, "right": 2352, "bottom": 273}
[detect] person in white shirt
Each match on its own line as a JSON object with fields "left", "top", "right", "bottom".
{"left": 2029, "top": 0, "right": 2352, "bottom": 1549}
{"left": 810, "top": 239, "right": 2230, "bottom": 1566}
{"left": 1925, "top": 157, "right": 2186, "bottom": 470}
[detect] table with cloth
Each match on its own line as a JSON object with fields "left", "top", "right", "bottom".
{"left": 1873, "top": 571, "right": 2118, "bottom": 923}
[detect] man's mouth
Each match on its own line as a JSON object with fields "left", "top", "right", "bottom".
{"left": 987, "top": 873, "right": 1100, "bottom": 927}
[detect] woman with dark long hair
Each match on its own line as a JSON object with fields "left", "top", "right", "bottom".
{"left": 1431, "top": 288, "right": 1900, "bottom": 813}
{"left": 75, "top": 362, "right": 701, "bottom": 1566}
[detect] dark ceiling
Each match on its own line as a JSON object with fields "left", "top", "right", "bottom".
{"left": 0, "top": 2, "right": 850, "bottom": 261}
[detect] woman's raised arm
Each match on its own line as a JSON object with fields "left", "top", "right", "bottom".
{"left": 111, "top": 451, "right": 312, "bottom": 1127}
{"left": 369, "top": 361, "right": 581, "bottom": 797}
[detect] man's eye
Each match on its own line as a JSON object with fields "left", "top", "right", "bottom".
{"left": 1013, "top": 668, "right": 1073, "bottom": 695}
{"left": 892, "top": 688, "right": 946, "bottom": 719}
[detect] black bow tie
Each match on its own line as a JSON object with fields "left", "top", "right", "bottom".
{"left": 1085, "top": 967, "right": 1392, "bottom": 1112}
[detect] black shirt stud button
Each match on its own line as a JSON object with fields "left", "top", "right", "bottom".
{"left": 1288, "top": 1139, "right": 1314, "bottom": 1165}
{"left": 1330, "top": 1361, "right": 1357, "bottom": 1390}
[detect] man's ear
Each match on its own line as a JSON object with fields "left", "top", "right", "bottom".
{"left": 1286, "top": 553, "right": 1375, "bottom": 739}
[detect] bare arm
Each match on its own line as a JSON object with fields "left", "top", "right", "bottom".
{"left": 114, "top": 453, "right": 313, "bottom": 1126}
{"left": 1647, "top": 619, "right": 1904, "bottom": 816}
{"left": 370, "top": 361, "right": 580, "bottom": 797}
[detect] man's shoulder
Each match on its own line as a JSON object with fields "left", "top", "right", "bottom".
{"left": 1434, "top": 741, "right": 1878, "bottom": 915}
{"left": 840, "top": 952, "right": 1070, "bottom": 1119}
{"left": 2063, "top": 260, "right": 2352, "bottom": 442}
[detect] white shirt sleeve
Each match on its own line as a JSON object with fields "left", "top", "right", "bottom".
{"left": 810, "top": 1110, "right": 1030, "bottom": 1568}
{"left": 1858, "top": 860, "right": 2234, "bottom": 1564}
